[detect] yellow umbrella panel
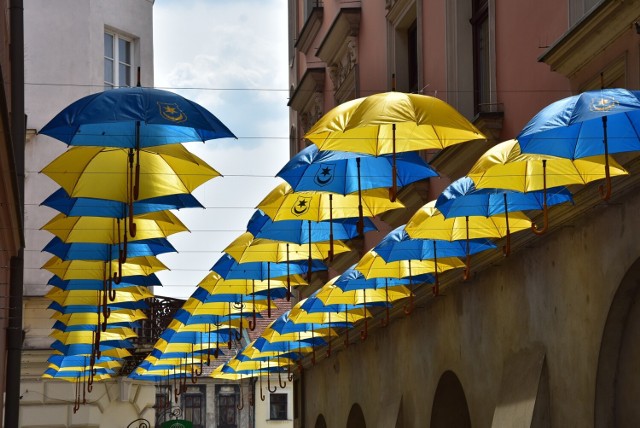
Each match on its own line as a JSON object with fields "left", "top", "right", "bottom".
{"left": 46, "top": 286, "right": 152, "bottom": 306}
{"left": 304, "top": 91, "right": 486, "bottom": 197}
{"left": 466, "top": 139, "right": 628, "bottom": 233}
{"left": 41, "top": 210, "right": 188, "bottom": 244}
{"left": 304, "top": 92, "right": 485, "bottom": 154}
{"left": 258, "top": 182, "right": 405, "bottom": 222}
{"left": 52, "top": 310, "right": 147, "bottom": 325}
{"left": 42, "top": 256, "right": 168, "bottom": 280}
{"left": 224, "top": 232, "right": 350, "bottom": 264}
{"left": 41, "top": 144, "right": 221, "bottom": 203}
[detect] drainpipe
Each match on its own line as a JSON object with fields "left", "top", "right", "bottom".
{"left": 5, "top": 1, "right": 25, "bottom": 428}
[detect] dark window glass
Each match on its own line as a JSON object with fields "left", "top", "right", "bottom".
{"left": 270, "top": 393, "right": 288, "bottom": 420}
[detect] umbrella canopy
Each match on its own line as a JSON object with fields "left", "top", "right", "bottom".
{"left": 42, "top": 256, "right": 168, "bottom": 280}
{"left": 47, "top": 273, "right": 161, "bottom": 291}
{"left": 40, "top": 87, "right": 236, "bottom": 147}
{"left": 41, "top": 211, "right": 188, "bottom": 244}
{"left": 517, "top": 89, "right": 640, "bottom": 200}
{"left": 466, "top": 139, "right": 626, "bottom": 232}
{"left": 52, "top": 311, "right": 147, "bottom": 325}
{"left": 258, "top": 182, "right": 405, "bottom": 223}
{"left": 303, "top": 91, "right": 485, "bottom": 198}
{"left": 224, "top": 232, "right": 350, "bottom": 264}
{"left": 211, "top": 253, "right": 327, "bottom": 281}
{"left": 246, "top": 209, "right": 377, "bottom": 244}
{"left": 41, "top": 144, "right": 221, "bottom": 203}
{"left": 355, "top": 250, "right": 465, "bottom": 279}
{"left": 517, "top": 88, "right": 640, "bottom": 158}
{"left": 405, "top": 200, "right": 532, "bottom": 241}
{"left": 46, "top": 287, "right": 152, "bottom": 306}
{"left": 43, "top": 236, "right": 176, "bottom": 261}
{"left": 42, "top": 187, "right": 204, "bottom": 217}
{"left": 276, "top": 144, "right": 438, "bottom": 198}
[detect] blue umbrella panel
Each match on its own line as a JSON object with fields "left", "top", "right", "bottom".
{"left": 517, "top": 88, "right": 640, "bottom": 200}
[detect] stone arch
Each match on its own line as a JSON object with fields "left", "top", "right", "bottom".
{"left": 595, "top": 257, "right": 640, "bottom": 427}
{"left": 315, "top": 413, "right": 327, "bottom": 428}
{"left": 346, "top": 403, "right": 366, "bottom": 428}
{"left": 430, "top": 370, "right": 472, "bottom": 428}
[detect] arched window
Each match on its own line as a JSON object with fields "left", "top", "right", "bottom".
{"left": 430, "top": 371, "right": 471, "bottom": 428}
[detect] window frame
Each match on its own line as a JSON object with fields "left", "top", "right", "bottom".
{"left": 269, "top": 392, "right": 288, "bottom": 421}
{"left": 104, "top": 29, "right": 134, "bottom": 89}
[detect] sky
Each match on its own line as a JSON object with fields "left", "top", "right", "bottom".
{"left": 152, "top": 0, "right": 290, "bottom": 299}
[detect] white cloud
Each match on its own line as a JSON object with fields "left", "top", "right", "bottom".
{"left": 153, "top": 0, "right": 290, "bottom": 298}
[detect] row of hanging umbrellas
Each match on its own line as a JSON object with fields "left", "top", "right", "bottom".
{"left": 195, "top": 88, "right": 639, "bottom": 397}
{"left": 128, "top": 91, "right": 488, "bottom": 391}
{"left": 37, "top": 86, "right": 236, "bottom": 411}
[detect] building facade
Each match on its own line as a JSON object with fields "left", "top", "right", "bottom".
{"left": 288, "top": 0, "right": 640, "bottom": 427}
{"left": 19, "top": 1, "right": 157, "bottom": 426}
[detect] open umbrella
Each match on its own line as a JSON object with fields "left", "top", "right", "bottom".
{"left": 276, "top": 144, "right": 438, "bottom": 229}
{"left": 316, "top": 279, "right": 412, "bottom": 344}
{"left": 42, "top": 256, "right": 168, "bottom": 281}
{"left": 435, "top": 176, "right": 573, "bottom": 254}
{"left": 43, "top": 236, "right": 176, "bottom": 261}
{"left": 40, "top": 86, "right": 236, "bottom": 148}
{"left": 404, "top": 200, "right": 532, "bottom": 278}
{"left": 211, "top": 253, "right": 327, "bottom": 288}
{"left": 517, "top": 88, "right": 640, "bottom": 200}
{"left": 304, "top": 91, "right": 485, "bottom": 199}
{"left": 223, "top": 232, "right": 351, "bottom": 305}
{"left": 42, "top": 187, "right": 204, "bottom": 218}
{"left": 47, "top": 273, "right": 161, "bottom": 291}
{"left": 41, "top": 144, "right": 219, "bottom": 241}
{"left": 330, "top": 265, "right": 437, "bottom": 337}
{"left": 246, "top": 209, "right": 377, "bottom": 259}
{"left": 257, "top": 182, "right": 404, "bottom": 253}
{"left": 466, "top": 139, "right": 627, "bottom": 233}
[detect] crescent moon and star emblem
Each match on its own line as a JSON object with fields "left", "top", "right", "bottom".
{"left": 291, "top": 196, "right": 312, "bottom": 217}
{"left": 158, "top": 102, "right": 188, "bottom": 123}
{"left": 589, "top": 95, "right": 618, "bottom": 112}
{"left": 314, "top": 164, "right": 335, "bottom": 187}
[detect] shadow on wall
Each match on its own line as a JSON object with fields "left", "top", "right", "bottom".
{"left": 430, "top": 370, "right": 471, "bottom": 428}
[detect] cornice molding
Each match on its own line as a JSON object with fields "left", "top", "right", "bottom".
{"left": 539, "top": 0, "right": 640, "bottom": 76}
{"left": 316, "top": 8, "right": 361, "bottom": 65}
{"left": 295, "top": 7, "right": 324, "bottom": 55}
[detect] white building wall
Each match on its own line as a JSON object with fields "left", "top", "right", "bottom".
{"left": 254, "top": 374, "right": 294, "bottom": 428}
{"left": 21, "top": 2, "right": 156, "bottom": 426}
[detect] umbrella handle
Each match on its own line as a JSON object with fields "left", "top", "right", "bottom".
{"left": 287, "top": 363, "right": 294, "bottom": 382}
{"left": 279, "top": 370, "right": 287, "bottom": 388}
{"left": 599, "top": 116, "right": 612, "bottom": 201}
{"left": 108, "top": 276, "right": 117, "bottom": 301}
{"left": 381, "top": 282, "right": 390, "bottom": 327}
{"left": 360, "top": 318, "right": 368, "bottom": 341}
{"left": 249, "top": 310, "right": 256, "bottom": 331}
{"left": 403, "top": 294, "right": 414, "bottom": 315}
{"left": 432, "top": 242, "right": 440, "bottom": 296}
{"left": 463, "top": 254, "right": 471, "bottom": 281}
{"left": 390, "top": 124, "right": 398, "bottom": 202}
{"left": 73, "top": 378, "right": 80, "bottom": 413}
{"left": 532, "top": 160, "right": 549, "bottom": 235}
{"left": 502, "top": 194, "right": 512, "bottom": 256}
{"left": 260, "top": 374, "right": 266, "bottom": 401}
{"left": 237, "top": 383, "right": 245, "bottom": 410}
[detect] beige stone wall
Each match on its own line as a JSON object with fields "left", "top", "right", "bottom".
{"left": 300, "top": 178, "right": 640, "bottom": 427}
{"left": 19, "top": 378, "right": 156, "bottom": 427}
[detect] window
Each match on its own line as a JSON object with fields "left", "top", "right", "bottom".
{"left": 471, "top": 0, "right": 489, "bottom": 114}
{"left": 154, "top": 388, "right": 171, "bottom": 428}
{"left": 304, "top": 0, "right": 321, "bottom": 22}
{"left": 182, "top": 387, "right": 205, "bottom": 428}
{"left": 104, "top": 31, "right": 132, "bottom": 89}
{"left": 270, "top": 393, "right": 288, "bottom": 420}
{"left": 217, "top": 386, "right": 238, "bottom": 428}
{"left": 407, "top": 20, "right": 418, "bottom": 93}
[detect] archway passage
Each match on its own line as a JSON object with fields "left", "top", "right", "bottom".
{"left": 431, "top": 370, "right": 472, "bottom": 428}
{"left": 315, "top": 414, "right": 327, "bottom": 428}
{"left": 595, "top": 257, "right": 640, "bottom": 427}
{"left": 346, "top": 403, "right": 366, "bottom": 428}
